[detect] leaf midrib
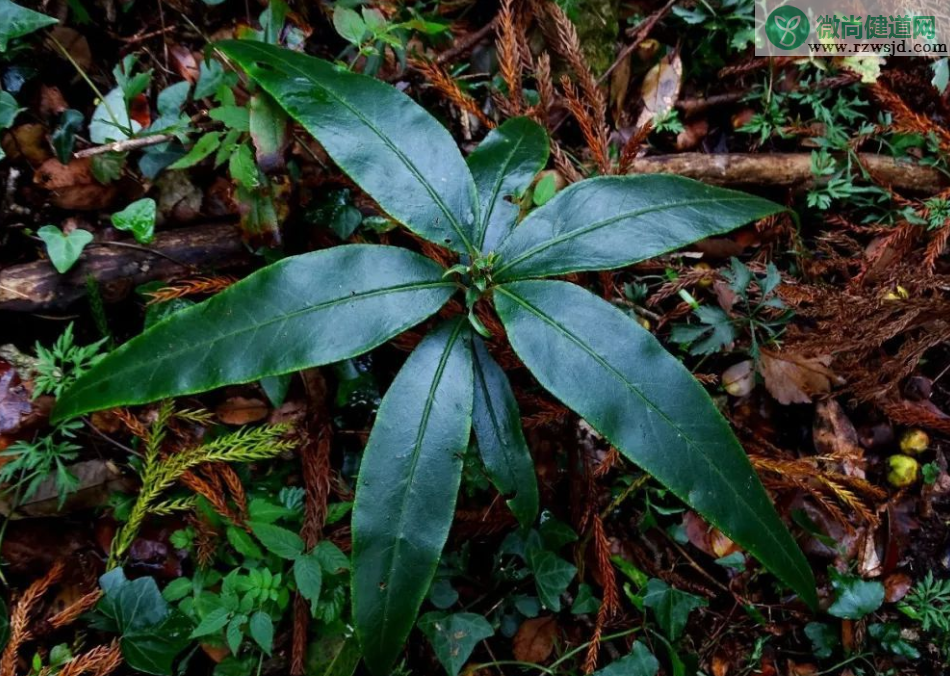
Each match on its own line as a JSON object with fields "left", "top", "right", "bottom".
{"left": 473, "top": 133, "right": 527, "bottom": 251}
{"left": 235, "top": 42, "right": 475, "bottom": 255}
{"left": 64, "top": 279, "right": 454, "bottom": 404}
{"left": 495, "top": 195, "right": 769, "bottom": 277}
{"left": 377, "top": 319, "right": 466, "bottom": 647}
{"left": 496, "top": 284, "right": 809, "bottom": 591}
{"left": 472, "top": 343, "right": 516, "bottom": 490}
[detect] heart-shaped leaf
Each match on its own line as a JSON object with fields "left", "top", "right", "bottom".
{"left": 37, "top": 225, "right": 94, "bottom": 274}
{"left": 111, "top": 197, "right": 157, "bottom": 243}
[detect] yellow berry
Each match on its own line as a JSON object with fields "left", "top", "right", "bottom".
{"left": 899, "top": 429, "right": 929, "bottom": 455}
{"left": 887, "top": 455, "right": 919, "bottom": 488}
{"left": 636, "top": 317, "right": 652, "bottom": 331}
{"left": 694, "top": 262, "right": 714, "bottom": 288}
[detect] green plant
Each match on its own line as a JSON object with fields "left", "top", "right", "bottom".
{"left": 671, "top": 258, "right": 791, "bottom": 359}
{"left": 899, "top": 572, "right": 950, "bottom": 656}
{"left": 0, "top": 419, "right": 82, "bottom": 508}
{"left": 53, "top": 41, "right": 817, "bottom": 673}
{"left": 33, "top": 322, "right": 107, "bottom": 398}
{"left": 36, "top": 225, "right": 94, "bottom": 274}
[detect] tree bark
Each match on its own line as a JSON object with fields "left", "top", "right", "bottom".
{"left": 0, "top": 222, "right": 251, "bottom": 312}
{"left": 625, "top": 153, "right": 950, "bottom": 194}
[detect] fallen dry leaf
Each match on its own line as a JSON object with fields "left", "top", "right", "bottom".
{"left": 813, "top": 400, "right": 866, "bottom": 477}
{"left": 758, "top": 350, "right": 843, "bottom": 405}
{"left": 0, "top": 361, "right": 31, "bottom": 435}
{"left": 883, "top": 572, "right": 912, "bottom": 602}
{"left": 676, "top": 118, "right": 709, "bottom": 151}
{"left": 512, "top": 616, "right": 557, "bottom": 664}
{"left": 216, "top": 397, "right": 269, "bottom": 425}
{"left": 34, "top": 157, "right": 118, "bottom": 210}
{"left": 684, "top": 511, "right": 740, "bottom": 558}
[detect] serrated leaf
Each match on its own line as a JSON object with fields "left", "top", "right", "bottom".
{"left": 249, "top": 521, "right": 303, "bottom": 559}
{"left": 333, "top": 7, "right": 366, "bottom": 44}
{"left": 494, "top": 280, "right": 816, "bottom": 608}
{"left": 471, "top": 336, "right": 538, "bottom": 528}
{"left": 53, "top": 245, "right": 454, "bottom": 422}
{"left": 226, "top": 615, "right": 246, "bottom": 655}
{"left": 494, "top": 176, "right": 784, "bottom": 280}
{"left": 37, "top": 225, "right": 93, "bottom": 274}
{"left": 190, "top": 606, "right": 231, "bottom": 638}
{"left": 217, "top": 40, "right": 479, "bottom": 255}
{"left": 249, "top": 611, "right": 273, "bottom": 654}
{"left": 418, "top": 612, "right": 494, "bottom": 676}
{"left": 294, "top": 551, "right": 323, "bottom": 613}
{"left": 352, "top": 319, "right": 473, "bottom": 675}
{"left": 0, "top": 0, "right": 58, "bottom": 51}
{"left": 466, "top": 117, "right": 549, "bottom": 251}
{"left": 168, "top": 131, "right": 223, "bottom": 169}
{"left": 227, "top": 526, "right": 264, "bottom": 559}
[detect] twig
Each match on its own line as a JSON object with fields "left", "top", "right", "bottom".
{"left": 436, "top": 17, "right": 498, "bottom": 66}
{"left": 598, "top": 0, "right": 677, "bottom": 85}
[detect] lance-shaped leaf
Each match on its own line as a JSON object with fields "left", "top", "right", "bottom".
{"left": 471, "top": 336, "right": 538, "bottom": 528}
{"left": 218, "top": 40, "right": 479, "bottom": 254}
{"left": 52, "top": 245, "right": 454, "bottom": 422}
{"left": 493, "top": 175, "right": 784, "bottom": 281}
{"left": 352, "top": 319, "right": 473, "bottom": 675}
{"left": 494, "top": 280, "right": 816, "bottom": 607}
{"left": 466, "top": 117, "right": 549, "bottom": 252}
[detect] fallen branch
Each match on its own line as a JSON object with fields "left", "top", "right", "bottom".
{"left": 625, "top": 152, "right": 950, "bottom": 194}
{"left": 73, "top": 132, "right": 177, "bottom": 158}
{"left": 0, "top": 223, "right": 252, "bottom": 312}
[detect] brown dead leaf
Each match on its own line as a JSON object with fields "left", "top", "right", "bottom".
{"left": 711, "top": 653, "right": 730, "bottom": 676}
{"left": 39, "top": 86, "right": 69, "bottom": 118}
{"left": 512, "top": 616, "right": 556, "bottom": 663}
{"left": 609, "top": 53, "right": 632, "bottom": 123}
{"left": 34, "top": 157, "right": 117, "bottom": 210}
{"left": 636, "top": 54, "right": 682, "bottom": 130}
{"left": 48, "top": 27, "right": 92, "bottom": 71}
{"left": 0, "top": 361, "right": 31, "bottom": 435}
{"left": 2, "top": 123, "right": 52, "bottom": 165}
{"left": 684, "top": 512, "right": 740, "bottom": 558}
{"left": 813, "top": 400, "right": 865, "bottom": 476}
{"left": 169, "top": 45, "right": 200, "bottom": 83}
{"left": 883, "top": 572, "right": 912, "bottom": 602}
{"left": 216, "top": 397, "right": 269, "bottom": 425}
{"left": 758, "top": 350, "right": 842, "bottom": 405}
{"left": 676, "top": 118, "right": 709, "bottom": 151}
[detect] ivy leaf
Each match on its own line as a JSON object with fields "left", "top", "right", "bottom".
{"left": 592, "top": 642, "right": 658, "bottom": 676}
{"left": 494, "top": 280, "right": 816, "bottom": 608}
{"left": 642, "top": 579, "right": 706, "bottom": 641}
{"left": 494, "top": 176, "right": 784, "bottom": 280}
{"left": 51, "top": 109, "right": 85, "bottom": 163}
{"left": 37, "top": 225, "right": 93, "bottom": 274}
{"left": 526, "top": 549, "right": 576, "bottom": 612}
{"left": 249, "top": 611, "right": 274, "bottom": 655}
{"left": 804, "top": 622, "right": 839, "bottom": 659}
{"left": 249, "top": 521, "right": 304, "bottom": 559}
{"left": 122, "top": 613, "right": 192, "bottom": 675}
{"left": 0, "top": 0, "right": 58, "bottom": 52}
{"left": 89, "top": 87, "right": 139, "bottom": 144}
{"left": 869, "top": 622, "right": 920, "bottom": 659}
{"left": 418, "top": 612, "right": 494, "bottom": 676}
{"left": 111, "top": 197, "right": 157, "bottom": 244}
{"left": 352, "top": 319, "right": 473, "bottom": 675}
{"left": 218, "top": 40, "right": 480, "bottom": 255}
{"left": 828, "top": 571, "right": 884, "bottom": 620}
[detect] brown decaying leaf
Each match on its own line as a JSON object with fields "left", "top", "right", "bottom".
{"left": 512, "top": 616, "right": 557, "bottom": 663}
{"left": 215, "top": 396, "right": 270, "bottom": 425}
{"left": 34, "top": 158, "right": 117, "bottom": 210}
{"left": 812, "top": 400, "right": 865, "bottom": 476}
{"left": 758, "top": 350, "right": 842, "bottom": 405}
{"left": 0, "top": 361, "right": 31, "bottom": 436}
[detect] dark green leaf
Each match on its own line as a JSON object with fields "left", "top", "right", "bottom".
{"left": 307, "top": 630, "right": 362, "bottom": 676}
{"left": 804, "top": 622, "right": 839, "bottom": 659}
{"left": 592, "top": 642, "right": 658, "bottom": 676}
{"left": 259, "top": 373, "right": 290, "bottom": 407}
{"left": 0, "top": 597, "right": 9, "bottom": 649}
{"left": 37, "top": 225, "right": 93, "bottom": 274}
{"left": 249, "top": 521, "right": 304, "bottom": 559}
{"left": 294, "top": 551, "right": 323, "bottom": 613}
{"left": 828, "top": 571, "right": 884, "bottom": 620}
{"left": 217, "top": 41, "right": 479, "bottom": 254}
{"left": 466, "top": 117, "right": 548, "bottom": 251}
{"left": 169, "top": 131, "right": 222, "bottom": 169}
{"left": 642, "top": 579, "right": 706, "bottom": 641}
{"left": 494, "top": 280, "right": 816, "bottom": 608}
{"left": 571, "top": 583, "right": 601, "bottom": 615}
{"left": 162, "top": 578, "right": 193, "bottom": 603}
{"left": 494, "top": 176, "right": 784, "bottom": 280}
{"left": 122, "top": 613, "right": 192, "bottom": 675}
{"left": 191, "top": 607, "right": 231, "bottom": 638}
{"left": 51, "top": 108, "right": 84, "bottom": 163}
{"left": 90, "top": 151, "right": 126, "bottom": 184}
{"left": 227, "top": 526, "right": 264, "bottom": 559}
{"left": 471, "top": 336, "right": 538, "bottom": 528}
{"left": 0, "top": 0, "right": 57, "bottom": 51}
{"left": 314, "top": 541, "right": 350, "bottom": 574}
{"left": 249, "top": 91, "right": 288, "bottom": 173}
{"left": 527, "top": 549, "right": 575, "bottom": 611}
{"left": 869, "top": 622, "right": 919, "bottom": 659}
{"left": 53, "top": 245, "right": 454, "bottom": 422}
{"left": 352, "top": 319, "right": 473, "bottom": 675}
{"left": 249, "top": 611, "right": 274, "bottom": 654}
{"left": 418, "top": 612, "right": 493, "bottom": 676}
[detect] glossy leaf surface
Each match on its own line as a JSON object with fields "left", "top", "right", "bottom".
{"left": 471, "top": 336, "right": 538, "bottom": 528}
{"left": 466, "top": 117, "right": 548, "bottom": 251}
{"left": 494, "top": 176, "right": 784, "bottom": 280}
{"left": 218, "top": 40, "right": 479, "bottom": 254}
{"left": 494, "top": 280, "right": 816, "bottom": 607}
{"left": 352, "top": 319, "right": 473, "bottom": 675}
{"left": 53, "top": 245, "right": 454, "bottom": 421}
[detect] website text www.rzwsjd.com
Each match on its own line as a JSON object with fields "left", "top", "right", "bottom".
{"left": 807, "top": 41, "right": 949, "bottom": 53}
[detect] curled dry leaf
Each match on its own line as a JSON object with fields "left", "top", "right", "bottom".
{"left": 758, "top": 350, "right": 843, "bottom": 405}
{"left": 169, "top": 44, "right": 200, "bottom": 83}
{"left": 813, "top": 400, "right": 866, "bottom": 477}
{"left": 684, "top": 511, "right": 740, "bottom": 558}
{"left": 0, "top": 360, "right": 32, "bottom": 436}
{"left": 216, "top": 396, "right": 270, "bottom": 425}
{"left": 512, "top": 616, "right": 557, "bottom": 664}
{"left": 34, "top": 157, "right": 118, "bottom": 210}
{"left": 636, "top": 54, "right": 682, "bottom": 130}
{"left": 883, "top": 572, "right": 912, "bottom": 603}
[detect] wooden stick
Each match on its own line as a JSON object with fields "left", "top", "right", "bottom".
{"left": 0, "top": 223, "right": 252, "bottom": 312}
